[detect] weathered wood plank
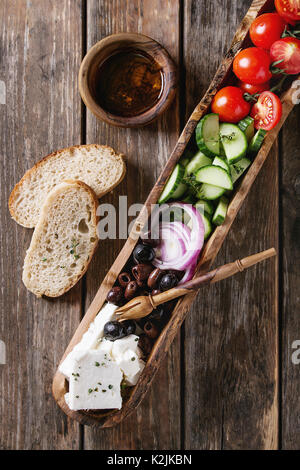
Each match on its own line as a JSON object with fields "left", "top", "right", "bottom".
{"left": 281, "top": 101, "right": 300, "bottom": 450}
{"left": 183, "top": 0, "right": 279, "bottom": 450}
{"left": 0, "top": 0, "right": 82, "bottom": 449}
{"left": 83, "top": 0, "right": 181, "bottom": 449}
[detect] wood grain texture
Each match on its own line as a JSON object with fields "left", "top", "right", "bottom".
{"left": 183, "top": 0, "right": 278, "bottom": 450}
{"left": 0, "top": 0, "right": 83, "bottom": 449}
{"left": 52, "top": 0, "right": 297, "bottom": 433}
{"left": 281, "top": 100, "right": 300, "bottom": 449}
{"left": 83, "top": 0, "right": 181, "bottom": 449}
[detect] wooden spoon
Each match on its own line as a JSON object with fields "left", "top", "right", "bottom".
{"left": 116, "top": 248, "right": 276, "bottom": 321}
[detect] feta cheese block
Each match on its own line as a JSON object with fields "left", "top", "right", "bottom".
{"left": 59, "top": 303, "right": 117, "bottom": 379}
{"left": 59, "top": 302, "right": 145, "bottom": 410}
{"left": 67, "top": 350, "right": 122, "bottom": 411}
{"left": 111, "top": 335, "right": 145, "bottom": 386}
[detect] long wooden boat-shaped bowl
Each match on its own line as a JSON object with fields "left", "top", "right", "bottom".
{"left": 53, "top": 0, "right": 299, "bottom": 427}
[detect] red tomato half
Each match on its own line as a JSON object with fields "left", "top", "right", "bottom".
{"left": 270, "top": 37, "right": 300, "bottom": 74}
{"left": 250, "top": 13, "right": 287, "bottom": 50}
{"left": 211, "top": 86, "right": 251, "bottom": 123}
{"left": 250, "top": 91, "right": 283, "bottom": 130}
{"left": 233, "top": 48, "right": 272, "bottom": 85}
{"left": 238, "top": 80, "right": 270, "bottom": 95}
{"left": 275, "top": 0, "right": 300, "bottom": 23}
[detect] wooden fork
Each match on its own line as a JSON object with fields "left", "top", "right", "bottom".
{"left": 115, "top": 248, "right": 276, "bottom": 321}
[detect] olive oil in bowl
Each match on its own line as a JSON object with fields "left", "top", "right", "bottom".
{"left": 94, "top": 50, "right": 163, "bottom": 118}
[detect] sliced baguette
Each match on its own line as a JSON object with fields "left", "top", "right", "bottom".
{"left": 22, "top": 180, "right": 99, "bottom": 298}
{"left": 9, "top": 144, "right": 126, "bottom": 228}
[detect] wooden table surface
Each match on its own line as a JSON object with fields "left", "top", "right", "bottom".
{"left": 1, "top": 0, "right": 299, "bottom": 450}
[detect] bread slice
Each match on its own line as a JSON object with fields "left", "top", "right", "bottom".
{"left": 9, "top": 144, "right": 126, "bottom": 228}
{"left": 22, "top": 180, "right": 99, "bottom": 297}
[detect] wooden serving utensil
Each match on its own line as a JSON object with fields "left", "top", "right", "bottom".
{"left": 116, "top": 248, "right": 276, "bottom": 321}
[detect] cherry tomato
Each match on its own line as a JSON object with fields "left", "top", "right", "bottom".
{"left": 250, "top": 13, "right": 287, "bottom": 50}
{"left": 237, "top": 80, "right": 270, "bottom": 95}
{"left": 275, "top": 0, "right": 300, "bottom": 23}
{"left": 270, "top": 37, "right": 300, "bottom": 74}
{"left": 233, "top": 47, "right": 272, "bottom": 85}
{"left": 250, "top": 91, "right": 283, "bottom": 130}
{"left": 211, "top": 86, "right": 251, "bottom": 123}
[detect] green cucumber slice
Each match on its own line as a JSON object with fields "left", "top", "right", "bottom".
{"left": 220, "top": 123, "right": 248, "bottom": 165}
{"left": 195, "top": 165, "right": 233, "bottom": 190}
{"left": 212, "top": 156, "right": 230, "bottom": 173}
{"left": 196, "top": 113, "right": 220, "bottom": 157}
{"left": 194, "top": 199, "right": 214, "bottom": 217}
{"left": 158, "top": 164, "right": 185, "bottom": 203}
{"left": 186, "top": 151, "right": 212, "bottom": 176}
{"left": 238, "top": 116, "right": 255, "bottom": 143}
{"left": 212, "top": 196, "right": 229, "bottom": 226}
{"left": 230, "top": 157, "right": 251, "bottom": 184}
{"left": 200, "top": 212, "right": 213, "bottom": 240}
{"left": 196, "top": 183, "right": 226, "bottom": 201}
{"left": 248, "top": 129, "right": 267, "bottom": 156}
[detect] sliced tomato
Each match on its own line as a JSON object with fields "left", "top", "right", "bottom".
{"left": 237, "top": 80, "right": 270, "bottom": 95}
{"left": 270, "top": 37, "right": 300, "bottom": 75}
{"left": 250, "top": 13, "right": 287, "bottom": 50}
{"left": 233, "top": 47, "right": 272, "bottom": 85}
{"left": 250, "top": 91, "right": 283, "bottom": 130}
{"left": 275, "top": 0, "right": 300, "bottom": 23}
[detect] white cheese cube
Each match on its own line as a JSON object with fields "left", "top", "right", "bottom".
{"left": 125, "top": 361, "right": 145, "bottom": 386}
{"left": 59, "top": 303, "right": 117, "bottom": 379}
{"left": 67, "top": 350, "right": 122, "bottom": 411}
{"left": 115, "top": 349, "right": 141, "bottom": 377}
{"left": 96, "top": 338, "right": 113, "bottom": 355}
{"left": 111, "top": 334, "right": 140, "bottom": 359}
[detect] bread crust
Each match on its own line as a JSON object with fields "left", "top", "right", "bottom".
{"left": 22, "top": 179, "right": 100, "bottom": 298}
{"left": 9, "top": 144, "right": 126, "bottom": 228}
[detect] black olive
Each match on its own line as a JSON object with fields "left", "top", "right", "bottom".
{"left": 123, "top": 320, "right": 136, "bottom": 336}
{"left": 103, "top": 321, "right": 127, "bottom": 341}
{"left": 124, "top": 281, "right": 138, "bottom": 300}
{"left": 159, "top": 273, "right": 179, "bottom": 291}
{"left": 133, "top": 243, "right": 155, "bottom": 264}
{"left": 106, "top": 286, "right": 124, "bottom": 305}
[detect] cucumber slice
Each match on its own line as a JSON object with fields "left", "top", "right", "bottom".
{"left": 238, "top": 116, "right": 255, "bottom": 143}
{"left": 158, "top": 164, "right": 185, "bottom": 203}
{"left": 212, "top": 196, "right": 229, "bottom": 226}
{"left": 199, "top": 211, "right": 213, "bottom": 240}
{"left": 197, "top": 183, "right": 226, "bottom": 201}
{"left": 248, "top": 129, "right": 267, "bottom": 156}
{"left": 194, "top": 199, "right": 214, "bottom": 217}
{"left": 171, "top": 181, "right": 187, "bottom": 199}
{"left": 212, "top": 156, "right": 230, "bottom": 173}
{"left": 230, "top": 157, "right": 251, "bottom": 184}
{"left": 186, "top": 151, "right": 212, "bottom": 176}
{"left": 196, "top": 113, "right": 220, "bottom": 157}
{"left": 220, "top": 123, "right": 248, "bottom": 165}
{"left": 195, "top": 165, "right": 233, "bottom": 190}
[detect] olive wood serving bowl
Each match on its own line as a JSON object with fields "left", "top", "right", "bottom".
{"left": 54, "top": 0, "right": 299, "bottom": 427}
{"left": 78, "top": 32, "right": 177, "bottom": 127}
